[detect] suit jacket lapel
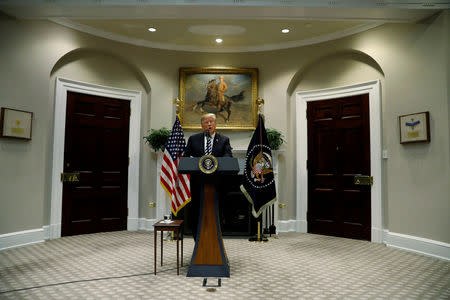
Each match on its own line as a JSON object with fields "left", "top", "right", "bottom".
{"left": 212, "top": 134, "right": 220, "bottom": 156}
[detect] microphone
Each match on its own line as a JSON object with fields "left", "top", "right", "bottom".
{"left": 204, "top": 129, "right": 210, "bottom": 137}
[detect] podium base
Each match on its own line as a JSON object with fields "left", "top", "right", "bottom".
{"left": 202, "top": 278, "right": 222, "bottom": 287}
{"left": 187, "top": 264, "right": 230, "bottom": 278}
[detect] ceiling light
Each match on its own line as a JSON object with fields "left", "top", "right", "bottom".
{"left": 148, "top": 27, "right": 156, "bottom": 32}
{"left": 216, "top": 38, "right": 223, "bottom": 44}
{"left": 281, "top": 29, "right": 290, "bottom": 33}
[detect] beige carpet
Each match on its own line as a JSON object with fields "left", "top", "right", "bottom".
{"left": 0, "top": 231, "right": 449, "bottom": 299}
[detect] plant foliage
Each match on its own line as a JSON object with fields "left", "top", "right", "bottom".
{"left": 266, "top": 128, "right": 286, "bottom": 150}
{"left": 143, "top": 127, "right": 171, "bottom": 152}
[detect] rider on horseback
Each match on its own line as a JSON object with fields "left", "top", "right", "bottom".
{"left": 217, "top": 76, "right": 228, "bottom": 111}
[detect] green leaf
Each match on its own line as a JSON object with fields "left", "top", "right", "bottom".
{"left": 266, "top": 128, "right": 286, "bottom": 150}
{"left": 143, "top": 127, "right": 171, "bottom": 152}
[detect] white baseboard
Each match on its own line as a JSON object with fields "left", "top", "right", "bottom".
{"left": 276, "top": 219, "right": 449, "bottom": 261}
{"left": 384, "top": 230, "right": 450, "bottom": 261}
{"left": 138, "top": 218, "right": 158, "bottom": 231}
{"left": 2, "top": 224, "right": 448, "bottom": 261}
{"left": 277, "top": 219, "right": 307, "bottom": 233}
{"left": 127, "top": 217, "right": 140, "bottom": 231}
{"left": 0, "top": 219, "right": 158, "bottom": 251}
{"left": 49, "top": 223, "right": 61, "bottom": 239}
{"left": 0, "top": 227, "right": 49, "bottom": 251}
{"left": 277, "top": 220, "right": 301, "bottom": 232}
{"left": 296, "top": 220, "right": 307, "bottom": 233}
{"left": 43, "top": 225, "right": 50, "bottom": 239}
{"left": 371, "top": 227, "right": 383, "bottom": 243}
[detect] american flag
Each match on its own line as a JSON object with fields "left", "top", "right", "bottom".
{"left": 160, "top": 116, "right": 191, "bottom": 216}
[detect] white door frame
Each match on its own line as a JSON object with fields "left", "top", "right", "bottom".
{"left": 295, "top": 80, "right": 383, "bottom": 242}
{"left": 49, "top": 77, "right": 141, "bottom": 239}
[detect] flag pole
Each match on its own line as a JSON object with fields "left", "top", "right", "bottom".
{"left": 258, "top": 98, "right": 270, "bottom": 236}
{"left": 249, "top": 215, "right": 268, "bottom": 242}
{"left": 174, "top": 97, "right": 181, "bottom": 117}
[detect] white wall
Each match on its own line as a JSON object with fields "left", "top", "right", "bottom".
{"left": 0, "top": 11, "right": 448, "bottom": 246}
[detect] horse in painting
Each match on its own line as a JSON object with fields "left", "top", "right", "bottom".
{"left": 193, "top": 79, "right": 244, "bottom": 122}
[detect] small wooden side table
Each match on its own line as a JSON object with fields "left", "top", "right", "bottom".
{"left": 153, "top": 219, "right": 184, "bottom": 275}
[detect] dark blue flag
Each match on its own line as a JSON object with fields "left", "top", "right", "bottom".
{"left": 240, "top": 114, "right": 276, "bottom": 218}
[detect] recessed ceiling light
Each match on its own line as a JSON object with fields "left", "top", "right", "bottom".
{"left": 148, "top": 27, "right": 156, "bottom": 32}
{"left": 216, "top": 38, "right": 223, "bottom": 43}
{"left": 281, "top": 29, "right": 290, "bottom": 33}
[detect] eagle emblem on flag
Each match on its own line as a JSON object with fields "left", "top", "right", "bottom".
{"left": 250, "top": 150, "right": 273, "bottom": 183}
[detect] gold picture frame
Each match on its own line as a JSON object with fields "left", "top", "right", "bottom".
{"left": 179, "top": 67, "right": 258, "bottom": 130}
{"left": 0, "top": 107, "right": 33, "bottom": 140}
{"left": 399, "top": 111, "right": 430, "bottom": 144}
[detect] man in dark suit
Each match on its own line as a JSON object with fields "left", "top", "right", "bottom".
{"left": 184, "top": 113, "right": 232, "bottom": 158}
{"left": 183, "top": 113, "right": 232, "bottom": 239}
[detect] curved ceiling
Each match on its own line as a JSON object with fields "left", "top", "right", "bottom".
{"left": 56, "top": 18, "right": 378, "bottom": 53}
{"left": 0, "top": 0, "right": 445, "bottom": 53}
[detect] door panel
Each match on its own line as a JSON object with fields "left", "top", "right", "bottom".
{"left": 62, "top": 91, "right": 130, "bottom": 236}
{"left": 316, "top": 128, "right": 336, "bottom": 173}
{"left": 307, "top": 94, "right": 371, "bottom": 241}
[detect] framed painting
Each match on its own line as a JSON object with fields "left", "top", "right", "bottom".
{"left": 179, "top": 67, "right": 258, "bottom": 130}
{"left": 399, "top": 111, "right": 430, "bottom": 144}
{"left": 0, "top": 107, "right": 33, "bottom": 140}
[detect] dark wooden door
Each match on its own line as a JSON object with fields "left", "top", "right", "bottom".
{"left": 307, "top": 94, "right": 371, "bottom": 241}
{"left": 62, "top": 91, "right": 130, "bottom": 236}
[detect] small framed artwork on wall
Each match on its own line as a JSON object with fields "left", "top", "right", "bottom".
{"left": 0, "top": 107, "right": 33, "bottom": 140}
{"left": 399, "top": 111, "right": 430, "bottom": 144}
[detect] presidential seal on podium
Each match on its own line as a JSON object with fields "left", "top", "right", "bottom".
{"left": 198, "top": 154, "right": 218, "bottom": 174}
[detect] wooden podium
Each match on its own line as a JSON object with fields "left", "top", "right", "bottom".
{"left": 178, "top": 156, "right": 239, "bottom": 278}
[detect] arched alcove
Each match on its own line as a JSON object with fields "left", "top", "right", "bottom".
{"left": 287, "top": 50, "right": 384, "bottom": 96}
{"left": 51, "top": 48, "right": 151, "bottom": 93}
{"left": 281, "top": 49, "right": 385, "bottom": 242}
{"left": 48, "top": 49, "right": 152, "bottom": 238}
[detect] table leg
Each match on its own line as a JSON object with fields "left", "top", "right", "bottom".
{"left": 161, "top": 230, "right": 163, "bottom": 266}
{"left": 176, "top": 229, "right": 180, "bottom": 275}
{"left": 154, "top": 230, "right": 157, "bottom": 275}
{"left": 181, "top": 230, "right": 183, "bottom": 267}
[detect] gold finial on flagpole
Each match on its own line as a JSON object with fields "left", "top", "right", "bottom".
{"left": 174, "top": 98, "right": 181, "bottom": 115}
{"left": 256, "top": 98, "right": 264, "bottom": 114}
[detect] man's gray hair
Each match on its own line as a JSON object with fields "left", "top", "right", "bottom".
{"left": 201, "top": 113, "right": 216, "bottom": 123}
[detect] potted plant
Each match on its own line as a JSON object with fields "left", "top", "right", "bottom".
{"left": 143, "top": 127, "right": 171, "bottom": 152}
{"left": 266, "top": 128, "right": 285, "bottom": 150}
